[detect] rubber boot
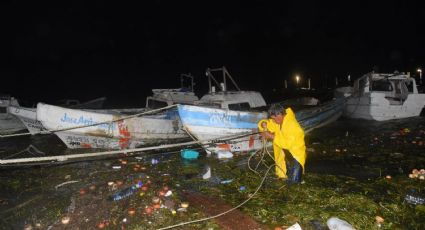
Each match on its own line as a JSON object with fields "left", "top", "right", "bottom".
{"left": 287, "top": 159, "right": 302, "bottom": 185}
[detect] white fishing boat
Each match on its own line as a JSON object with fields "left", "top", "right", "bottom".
{"left": 0, "top": 95, "right": 26, "bottom": 134}
{"left": 36, "top": 103, "right": 188, "bottom": 149}
{"left": 8, "top": 97, "right": 108, "bottom": 135}
{"left": 335, "top": 71, "right": 425, "bottom": 121}
{"left": 9, "top": 74, "right": 199, "bottom": 137}
{"left": 58, "top": 96, "right": 107, "bottom": 109}
{"left": 34, "top": 74, "right": 199, "bottom": 148}
{"left": 177, "top": 67, "right": 345, "bottom": 153}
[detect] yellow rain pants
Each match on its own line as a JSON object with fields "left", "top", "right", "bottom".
{"left": 258, "top": 108, "right": 306, "bottom": 178}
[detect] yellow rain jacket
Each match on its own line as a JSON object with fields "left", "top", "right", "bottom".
{"left": 258, "top": 108, "right": 306, "bottom": 178}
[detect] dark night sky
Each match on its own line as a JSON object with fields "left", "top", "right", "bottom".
{"left": 1, "top": 1, "right": 425, "bottom": 106}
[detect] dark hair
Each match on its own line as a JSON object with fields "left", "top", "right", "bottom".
{"left": 268, "top": 103, "right": 285, "bottom": 117}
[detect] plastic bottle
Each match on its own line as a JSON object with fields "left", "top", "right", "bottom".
{"left": 404, "top": 189, "right": 425, "bottom": 205}
{"left": 109, "top": 181, "right": 143, "bottom": 201}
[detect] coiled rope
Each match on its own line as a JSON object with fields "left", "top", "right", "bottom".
{"left": 156, "top": 138, "right": 281, "bottom": 230}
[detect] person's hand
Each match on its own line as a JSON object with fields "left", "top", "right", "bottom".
{"left": 261, "top": 131, "right": 274, "bottom": 140}
{"left": 261, "top": 121, "right": 267, "bottom": 130}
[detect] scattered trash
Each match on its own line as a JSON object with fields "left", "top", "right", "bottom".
{"left": 109, "top": 181, "right": 143, "bottom": 201}
{"left": 79, "top": 188, "right": 86, "bottom": 195}
{"left": 61, "top": 216, "right": 71, "bottom": 225}
{"left": 127, "top": 207, "right": 136, "bottom": 216}
{"left": 217, "top": 151, "right": 233, "bottom": 159}
{"left": 180, "top": 202, "right": 189, "bottom": 208}
{"left": 375, "top": 216, "right": 384, "bottom": 227}
{"left": 326, "top": 217, "right": 356, "bottom": 230}
{"left": 239, "top": 186, "right": 246, "bottom": 191}
{"left": 151, "top": 158, "right": 159, "bottom": 165}
{"left": 202, "top": 166, "right": 211, "bottom": 179}
{"left": 404, "top": 189, "right": 425, "bottom": 205}
{"left": 220, "top": 179, "right": 234, "bottom": 184}
{"left": 286, "top": 222, "right": 302, "bottom": 230}
{"left": 180, "top": 149, "right": 199, "bottom": 160}
{"left": 112, "top": 165, "right": 121, "bottom": 170}
{"left": 144, "top": 206, "right": 153, "bottom": 215}
{"left": 164, "top": 190, "right": 172, "bottom": 197}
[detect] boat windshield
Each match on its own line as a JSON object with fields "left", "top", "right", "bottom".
{"left": 372, "top": 80, "right": 393, "bottom": 91}
{"left": 146, "top": 99, "right": 168, "bottom": 109}
{"left": 228, "top": 102, "right": 251, "bottom": 111}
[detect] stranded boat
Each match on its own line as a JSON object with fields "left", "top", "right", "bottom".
{"left": 0, "top": 95, "right": 26, "bottom": 134}
{"left": 34, "top": 74, "right": 199, "bottom": 149}
{"left": 177, "top": 67, "right": 345, "bottom": 153}
{"left": 335, "top": 71, "right": 425, "bottom": 121}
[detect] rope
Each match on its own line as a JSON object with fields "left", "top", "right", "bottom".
{"left": 156, "top": 138, "right": 286, "bottom": 230}
{"left": 156, "top": 164, "right": 275, "bottom": 230}
{"left": 2, "top": 145, "right": 45, "bottom": 160}
{"left": 0, "top": 131, "right": 259, "bottom": 165}
{"left": 0, "top": 104, "right": 178, "bottom": 138}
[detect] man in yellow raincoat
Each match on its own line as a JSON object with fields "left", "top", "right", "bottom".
{"left": 258, "top": 103, "right": 306, "bottom": 184}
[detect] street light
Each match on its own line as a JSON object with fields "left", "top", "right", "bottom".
{"left": 417, "top": 68, "right": 422, "bottom": 84}
{"left": 295, "top": 75, "right": 300, "bottom": 85}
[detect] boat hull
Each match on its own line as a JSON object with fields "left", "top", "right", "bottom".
{"left": 177, "top": 105, "right": 267, "bottom": 153}
{"left": 0, "top": 114, "right": 26, "bottom": 134}
{"left": 37, "top": 103, "right": 189, "bottom": 149}
{"left": 344, "top": 93, "right": 425, "bottom": 121}
{"left": 177, "top": 98, "right": 345, "bottom": 153}
{"left": 8, "top": 106, "right": 44, "bottom": 135}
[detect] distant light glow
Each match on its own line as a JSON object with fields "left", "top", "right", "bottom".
{"left": 295, "top": 75, "right": 300, "bottom": 85}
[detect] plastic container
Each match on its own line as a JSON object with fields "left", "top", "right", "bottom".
{"left": 180, "top": 149, "right": 199, "bottom": 160}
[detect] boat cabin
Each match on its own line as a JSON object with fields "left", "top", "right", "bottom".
{"left": 0, "top": 95, "right": 19, "bottom": 114}
{"left": 194, "top": 67, "right": 267, "bottom": 110}
{"left": 145, "top": 73, "right": 199, "bottom": 109}
{"left": 353, "top": 72, "right": 419, "bottom": 105}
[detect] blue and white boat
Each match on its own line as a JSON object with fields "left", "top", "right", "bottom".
{"left": 178, "top": 98, "right": 345, "bottom": 153}
{"left": 177, "top": 67, "right": 346, "bottom": 153}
